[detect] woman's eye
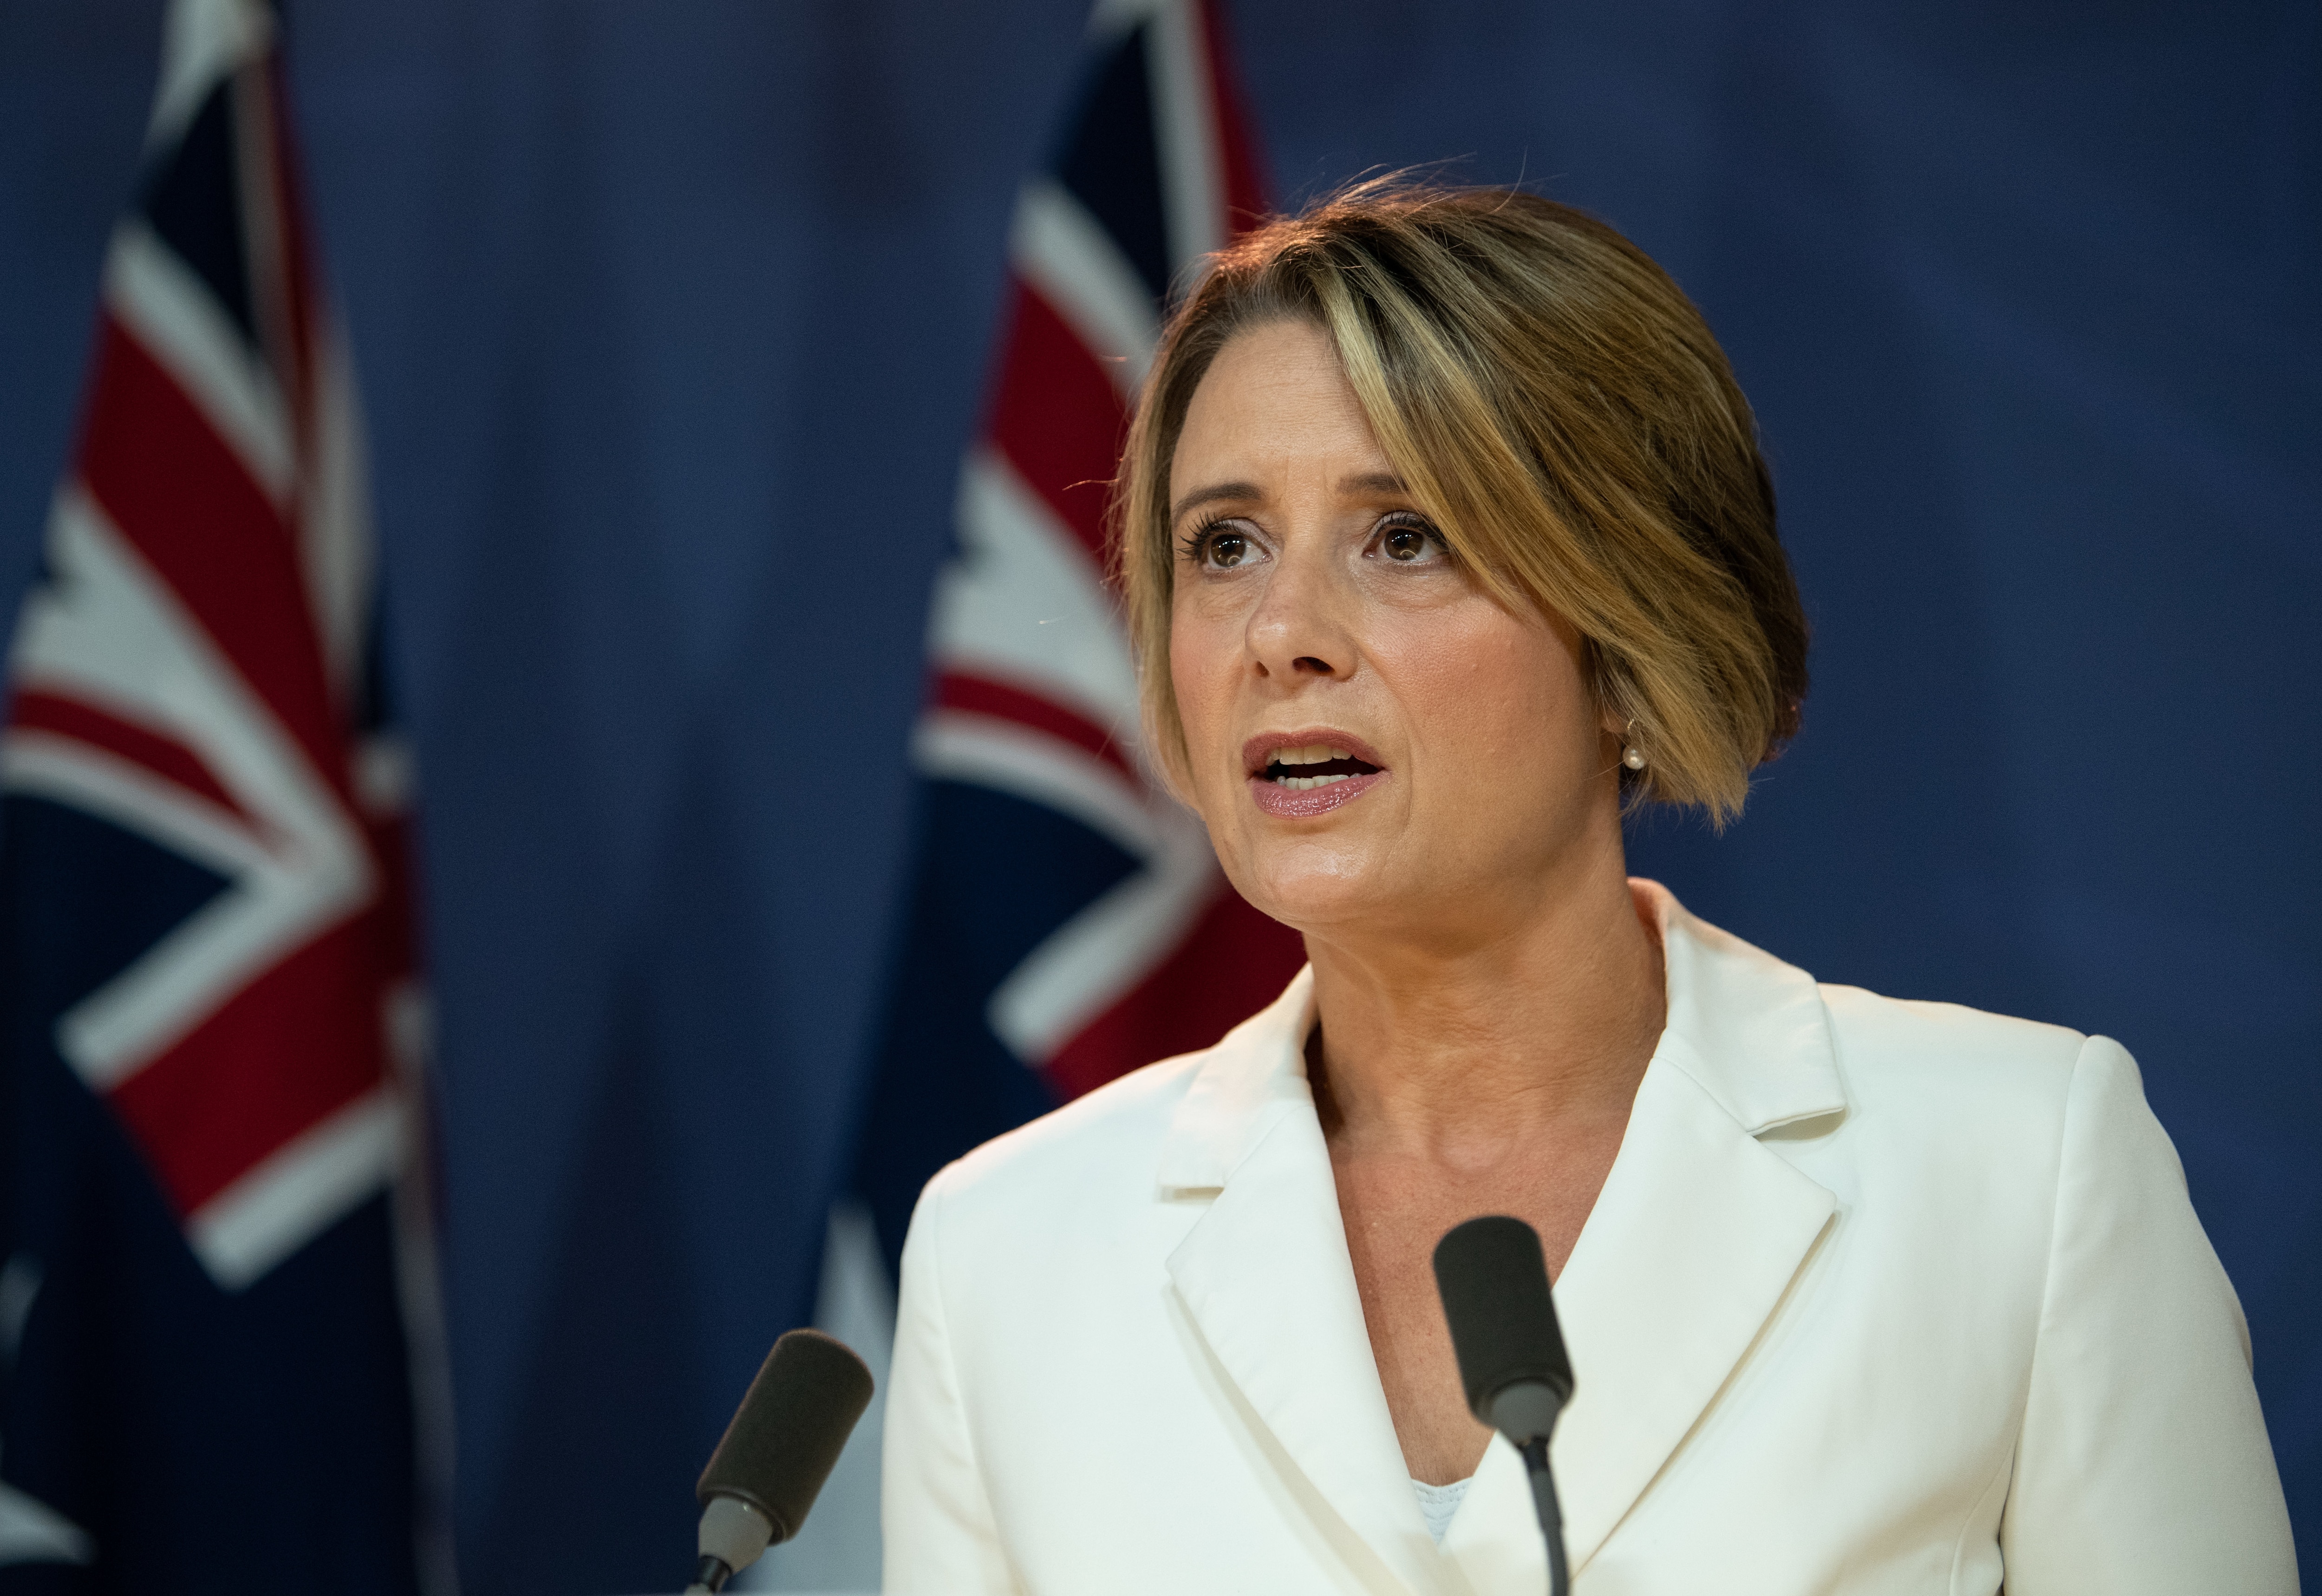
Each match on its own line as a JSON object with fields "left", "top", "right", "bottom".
{"left": 1374, "top": 518, "right": 1447, "bottom": 564}
{"left": 1186, "top": 522, "right": 1264, "bottom": 571}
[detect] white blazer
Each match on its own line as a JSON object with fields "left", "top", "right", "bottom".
{"left": 881, "top": 883, "right": 2296, "bottom": 1595}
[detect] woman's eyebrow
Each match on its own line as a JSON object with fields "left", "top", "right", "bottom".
{"left": 1169, "top": 472, "right": 1410, "bottom": 522}
{"left": 1170, "top": 481, "right": 1262, "bottom": 521}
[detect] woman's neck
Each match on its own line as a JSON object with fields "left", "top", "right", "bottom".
{"left": 1303, "top": 863, "right": 1666, "bottom": 1168}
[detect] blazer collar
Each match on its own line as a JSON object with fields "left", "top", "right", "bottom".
{"left": 1156, "top": 882, "right": 1848, "bottom": 1592}
{"left": 1637, "top": 879, "right": 1848, "bottom": 1134}
{"left": 1155, "top": 965, "right": 1316, "bottom": 1192}
{"left": 1165, "top": 1098, "right": 1449, "bottom": 1592}
{"left": 1156, "top": 882, "right": 1847, "bottom": 1185}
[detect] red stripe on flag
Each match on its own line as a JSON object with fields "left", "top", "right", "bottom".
{"left": 934, "top": 671, "right": 1137, "bottom": 782}
{"left": 7, "top": 689, "right": 251, "bottom": 823}
{"left": 1197, "top": 0, "right": 1271, "bottom": 238}
{"left": 74, "top": 319, "right": 346, "bottom": 801}
{"left": 105, "top": 908, "right": 387, "bottom": 1215}
{"left": 1043, "top": 885, "right": 1305, "bottom": 1101}
{"left": 263, "top": 58, "right": 321, "bottom": 437}
{"left": 985, "top": 280, "right": 1128, "bottom": 564}
{"left": 365, "top": 807, "right": 422, "bottom": 992}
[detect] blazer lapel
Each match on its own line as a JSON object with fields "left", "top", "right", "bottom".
{"left": 1159, "top": 973, "right": 1448, "bottom": 1596}
{"left": 1542, "top": 1039, "right": 1838, "bottom": 1575}
{"left": 1538, "top": 886, "right": 1849, "bottom": 1576}
{"left": 1156, "top": 887, "right": 1848, "bottom": 1593}
{"left": 1437, "top": 1048, "right": 1840, "bottom": 1590}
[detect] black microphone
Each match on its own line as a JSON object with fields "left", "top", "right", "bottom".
{"left": 1433, "top": 1216, "right": 1575, "bottom": 1596}
{"left": 685, "top": 1328, "right": 877, "bottom": 1593}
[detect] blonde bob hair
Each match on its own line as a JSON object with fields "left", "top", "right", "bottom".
{"left": 1114, "top": 179, "right": 1808, "bottom": 827}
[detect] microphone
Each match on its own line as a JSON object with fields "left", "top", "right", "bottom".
{"left": 1433, "top": 1216, "right": 1575, "bottom": 1596}
{"left": 685, "top": 1328, "right": 877, "bottom": 1593}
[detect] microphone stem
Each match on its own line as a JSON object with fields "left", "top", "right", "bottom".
{"left": 1519, "top": 1436, "right": 1570, "bottom": 1596}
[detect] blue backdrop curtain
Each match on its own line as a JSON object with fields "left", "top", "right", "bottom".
{"left": 1, "top": 0, "right": 2313, "bottom": 1589}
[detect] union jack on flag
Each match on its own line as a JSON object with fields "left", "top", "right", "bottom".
{"left": 859, "top": 0, "right": 1301, "bottom": 1255}
{"left": 0, "top": 0, "right": 428, "bottom": 1583}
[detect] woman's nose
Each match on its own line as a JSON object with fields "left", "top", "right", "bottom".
{"left": 1245, "top": 549, "right": 1350, "bottom": 683}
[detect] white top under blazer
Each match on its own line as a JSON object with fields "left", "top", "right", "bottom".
{"left": 881, "top": 882, "right": 2297, "bottom": 1595}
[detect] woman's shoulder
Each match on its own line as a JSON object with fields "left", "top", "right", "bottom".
{"left": 1818, "top": 980, "right": 2090, "bottom": 1080}
{"left": 1655, "top": 883, "right": 2104, "bottom": 1128}
{"left": 1810, "top": 979, "right": 2146, "bottom": 1163}
{"left": 1657, "top": 885, "right": 2113, "bottom": 1138}
{"left": 923, "top": 1047, "right": 1211, "bottom": 1221}
{"left": 922, "top": 968, "right": 1316, "bottom": 1232}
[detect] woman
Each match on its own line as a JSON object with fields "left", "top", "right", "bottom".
{"left": 880, "top": 183, "right": 2296, "bottom": 1594}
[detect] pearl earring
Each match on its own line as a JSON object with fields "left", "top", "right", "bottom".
{"left": 1621, "top": 743, "right": 1647, "bottom": 771}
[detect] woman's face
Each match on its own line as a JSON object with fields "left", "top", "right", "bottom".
{"left": 1167, "top": 319, "right": 1622, "bottom": 948}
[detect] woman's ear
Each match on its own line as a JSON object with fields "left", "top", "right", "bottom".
{"left": 1596, "top": 689, "right": 1634, "bottom": 751}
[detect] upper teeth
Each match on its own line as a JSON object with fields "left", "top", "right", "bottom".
{"left": 1271, "top": 744, "right": 1357, "bottom": 789}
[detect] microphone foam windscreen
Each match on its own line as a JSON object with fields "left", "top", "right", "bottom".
{"left": 696, "top": 1328, "right": 876, "bottom": 1543}
{"left": 1432, "top": 1215, "right": 1575, "bottom": 1424}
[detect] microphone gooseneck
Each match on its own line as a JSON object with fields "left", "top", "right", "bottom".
{"left": 683, "top": 1327, "right": 876, "bottom": 1593}
{"left": 1517, "top": 1435, "right": 1571, "bottom": 1596}
{"left": 1433, "top": 1215, "right": 1576, "bottom": 1596}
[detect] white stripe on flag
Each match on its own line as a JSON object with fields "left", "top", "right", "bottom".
{"left": 926, "top": 448, "right": 1143, "bottom": 737}
{"left": 104, "top": 219, "right": 294, "bottom": 505}
{"left": 8, "top": 492, "right": 371, "bottom": 1090}
{"left": 0, "top": 733, "right": 270, "bottom": 880}
{"left": 0, "top": 1477, "right": 93, "bottom": 1569}
{"left": 1148, "top": 0, "right": 1227, "bottom": 270}
{"left": 299, "top": 319, "right": 378, "bottom": 698}
{"left": 146, "top": 0, "right": 269, "bottom": 152}
{"left": 1011, "top": 178, "right": 1161, "bottom": 395}
{"left": 913, "top": 709, "right": 1157, "bottom": 860}
{"left": 188, "top": 1084, "right": 404, "bottom": 1289}
{"left": 987, "top": 807, "right": 1220, "bottom": 1066}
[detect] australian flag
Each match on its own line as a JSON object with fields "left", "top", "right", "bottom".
{"left": 855, "top": 0, "right": 1302, "bottom": 1269}
{"left": 0, "top": 0, "right": 440, "bottom": 1589}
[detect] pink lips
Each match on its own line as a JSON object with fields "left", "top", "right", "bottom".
{"left": 1248, "top": 769, "right": 1385, "bottom": 818}
{"left": 1241, "top": 728, "right": 1389, "bottom": 820}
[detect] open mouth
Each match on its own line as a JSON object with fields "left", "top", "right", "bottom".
{"left": 1259, "top": 743, "right": 1384, "bottom": 789}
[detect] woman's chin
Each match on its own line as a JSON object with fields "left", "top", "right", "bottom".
{"left": 1232, "top": 845, "right": 1406, "bottom": 935}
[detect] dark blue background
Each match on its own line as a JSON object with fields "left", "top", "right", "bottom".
{"left": 2, "top": 0, "right": 2313, "bottom": 1588}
